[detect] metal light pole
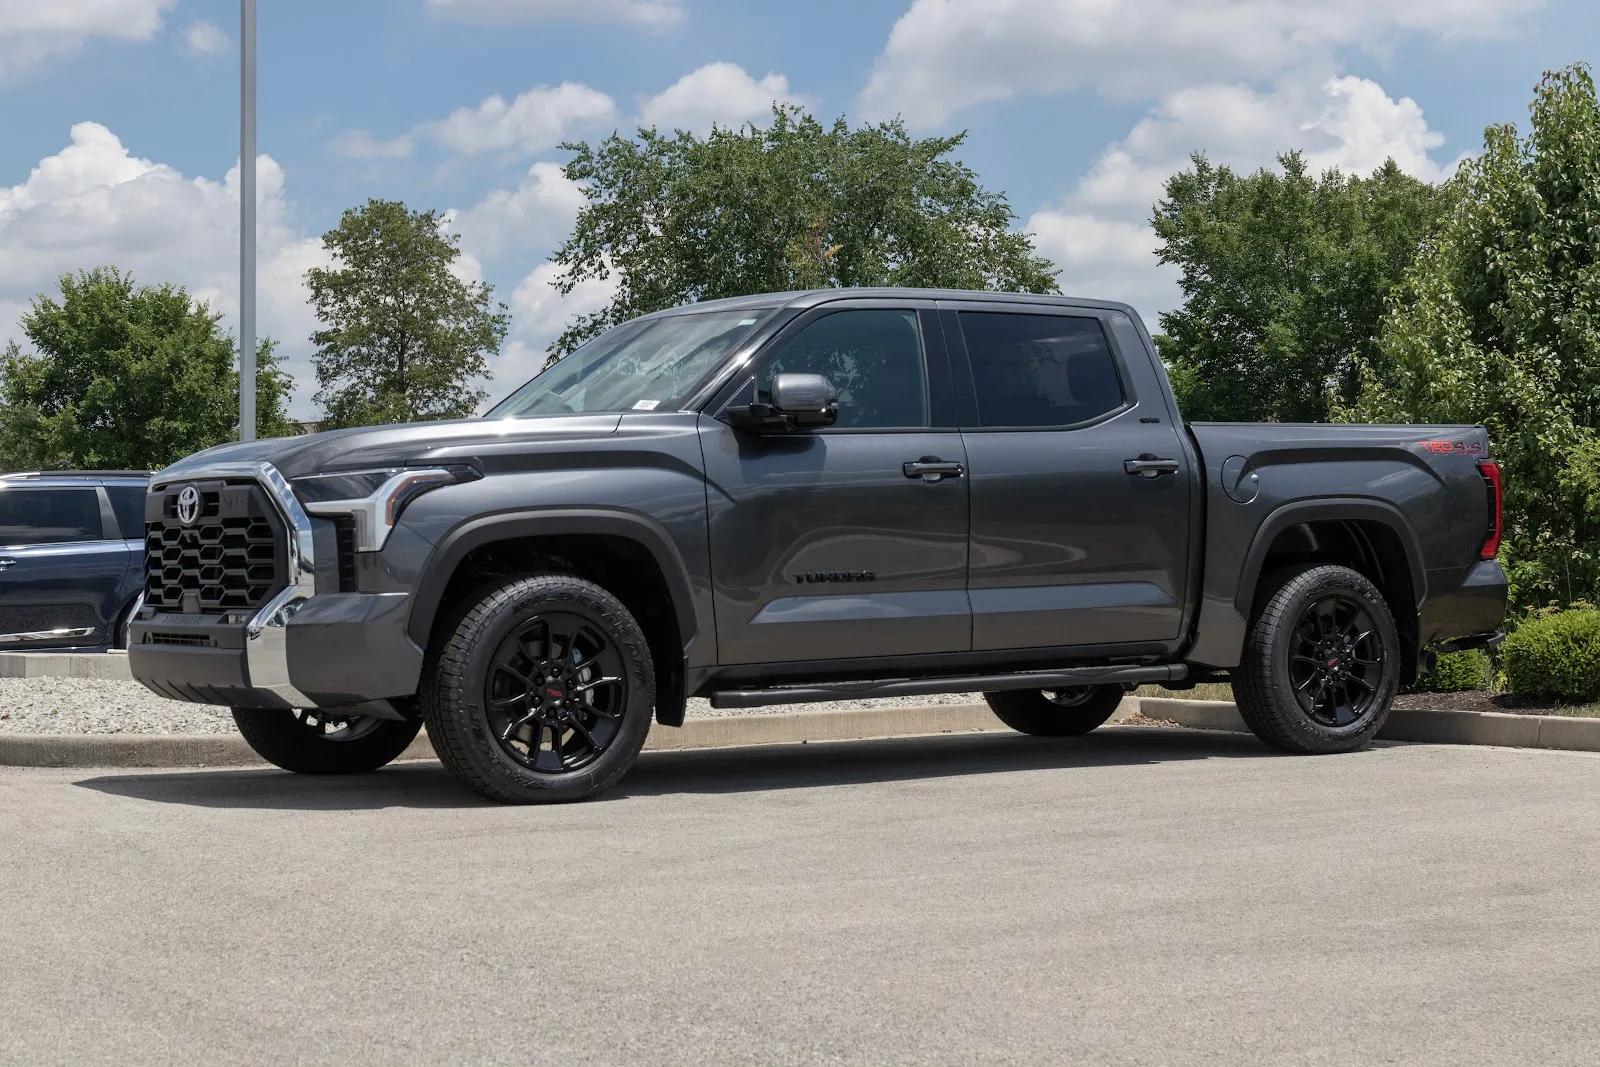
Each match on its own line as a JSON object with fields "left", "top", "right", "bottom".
{"left": 239, "top": 0, "right": 257, "bottom": 442}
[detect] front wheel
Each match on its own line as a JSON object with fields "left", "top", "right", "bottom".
{"left": 420, "top": 572, "right": 656, "bottom": 804}
{"left": 232, "top": 708, "right": 422, "bottom": 774}
{"left": 985, "top": 685, "right": 1125, "bottom": 736}
{"left": 1234, "top": 564, "right": 1401, "bottom": 754}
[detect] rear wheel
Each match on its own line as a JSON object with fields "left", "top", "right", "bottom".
{"left": 420, "top": 572, "right": 655, "bottom": 804}
{"left": 232, "top": 707, "right": 422, "bottom": 774}
{"left": 984, "top": 685, "right": 1125, "bottom": 736}
{"left": 1234, "top": 564, "right": 1400, "bottom": 754}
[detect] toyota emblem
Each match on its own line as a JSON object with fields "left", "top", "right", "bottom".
{"left": 176, "top": 485, "right": 201, "bottom": 526}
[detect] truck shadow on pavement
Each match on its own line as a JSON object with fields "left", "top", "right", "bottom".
{"left": 73, "top": 726, "right": 1278, "bottom": 811}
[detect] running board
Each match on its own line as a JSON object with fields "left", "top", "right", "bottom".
{"left": 707, "top": 664, "right": 1188, "bottom": 709}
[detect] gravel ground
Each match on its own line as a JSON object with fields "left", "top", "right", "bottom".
{"left": 0, "top": 676, "right": 986, "bottom": 734}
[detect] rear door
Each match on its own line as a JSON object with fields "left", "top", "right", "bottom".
{"left": 0, "top": 486, "right": 132, "bottom": 647}
{"left": 702, "top": 301, "right": 971, "bottom": 665}
{"left": 941, "top": 302, "right": 1195, "bottom": 653}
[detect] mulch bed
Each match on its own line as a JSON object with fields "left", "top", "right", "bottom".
{"left": 1393, "top": 691, "right": 1596, "bottom": 716}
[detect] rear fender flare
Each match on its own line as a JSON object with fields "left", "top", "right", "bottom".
{"left": 1233, "top": 498, "right": 1427, "bottom": 619}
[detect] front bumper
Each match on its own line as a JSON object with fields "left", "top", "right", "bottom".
{"left": 129, "top": 460, "right": 424, "bottom": 711}
{"left": 129, "top": 591, "right": 423, "bottom": 709}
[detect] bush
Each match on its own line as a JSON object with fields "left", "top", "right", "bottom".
{"left": 1502, "top": 609, "right": 1600, "bottom": 701}
{"left": 1406, "top": 649, "right": 1490, "bottom": 693}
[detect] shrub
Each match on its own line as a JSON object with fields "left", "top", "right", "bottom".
{"left": 1502, "top": 609, "right": 1600, "bottom": 701}
{"left": 1406, "top": 649, "right": 1490, "bottom": 693}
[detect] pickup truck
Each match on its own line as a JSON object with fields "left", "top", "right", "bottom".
{"left": 128, "top": 288, "right": 1508, "bottom": 802}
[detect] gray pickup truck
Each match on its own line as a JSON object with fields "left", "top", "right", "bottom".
{"left": 129, "top": 289, "right": 1507, "bottom": 802}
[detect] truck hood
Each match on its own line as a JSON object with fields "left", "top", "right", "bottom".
{"left": 154, "top": 413, "right": 625, "bottom": 484}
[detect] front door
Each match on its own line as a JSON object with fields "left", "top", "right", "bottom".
{"left": 703, "top": 304, "right": 971, "bottom": 666}
{"left": 0, "top": 487, "right": 131, "bottom": 647}
{"left": 942, "top": 304, "right": 1194, "bottom": 653}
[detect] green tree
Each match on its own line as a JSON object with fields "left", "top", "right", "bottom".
{"left": 0, "top": 267, "right": 296, "bottom": 471}
{"left": 307, "top": 199, "right": 509, "bottom": 428}
{"left": 1152, "top": 152, "right": 1446, "bottom": 422}
{"left": 546, "top": 105, "right": 1059, "bottom": 358}
{"left": 1347, "top": 65, "right": 1600, "bottom": 608}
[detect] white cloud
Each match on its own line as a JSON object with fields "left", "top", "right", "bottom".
{"left": 182, "top": 19, "right": 227, "bottom": 55}
{"left": 638, "top": 62, "right": 799, "bottom": 135}
{"left": 426, "top": 0, "right": 685, "bottom": 29}
{"left": 452, "top": 162, "right": 587, "bottom": 261}
{"left": 0, "top": 123, "right": 327, "bottom": 415}
{"left": 1025, "top": 75, "right": 1459, "bottom": 316}
{"left": 0, "top": 0, "right": 176, "bottom": 77}
{"left": 338, "top": 83, "right": 615, "bottom": 159}
{"left": 859, "top": 0, "right": 1542, "bottom": 126}
{"left": 491, "top": 262, "right": 618, "bottom": 396}
{"left": 424, "top": 83, "right": 617, "bottom": 156}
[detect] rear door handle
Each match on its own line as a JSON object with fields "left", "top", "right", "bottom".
{"left": 0, "top": 558, "right": 14, "bottom": 569}
{"left": 903, "top": 457, "right": 965, "bottom": 482}
{"left": 1124, "top": 455, "right": 1180, "bottom": 478}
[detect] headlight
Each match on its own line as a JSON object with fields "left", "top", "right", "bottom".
{"left": 292, "top": 465, "right": 480, "bottom": 551}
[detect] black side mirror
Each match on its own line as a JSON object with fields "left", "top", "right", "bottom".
{"left": 726, "top": 373, "right": 838, "bottom": 433}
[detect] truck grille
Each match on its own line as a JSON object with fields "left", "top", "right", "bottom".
{"left": 144, "top": 480, "right": 287, "bottom": 615}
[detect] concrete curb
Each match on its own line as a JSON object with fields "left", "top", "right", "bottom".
{"left": 0, "top": 651, "right": 133, "bottom": 680}
{"left": 1140, "top": 696, "right": 1600, "bottom": 753}
{"left": 1, "top": 699, "right": 1087, "bottom": 769}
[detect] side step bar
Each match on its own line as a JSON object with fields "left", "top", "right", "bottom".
{"left": 708, "top": 663, "right": 1188, "bottom": 709}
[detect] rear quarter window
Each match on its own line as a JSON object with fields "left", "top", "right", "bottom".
{"left": 106, "top": 486, "right": 147, "bottom": 540}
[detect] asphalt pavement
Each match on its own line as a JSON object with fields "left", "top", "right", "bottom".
{"left": 5, "top": 726, "right": 1600, "bottom": 1066}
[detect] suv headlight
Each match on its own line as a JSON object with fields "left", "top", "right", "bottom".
{"left": 291, "top": 465, "right": 480, "bottom": 551}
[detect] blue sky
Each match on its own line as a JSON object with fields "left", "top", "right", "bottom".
{"left": 0, "top": 0, "right": 1594, "bottom": 416}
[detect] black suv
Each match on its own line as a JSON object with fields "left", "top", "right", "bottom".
{"left": 0, "top": 471, "right": 149, "bottom": 650}
{"left": 129, "top": 289, "right": 1506, "bottom": 802}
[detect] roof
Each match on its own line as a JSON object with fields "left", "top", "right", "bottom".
{"left": 0, "top": 470, "right": 151, "bottom": 486}
{"left": 636, "top": 287, "right": 1139, "bottom": 319}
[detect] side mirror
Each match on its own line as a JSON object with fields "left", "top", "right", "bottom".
{"left": 725, "top": 373, "right": 838, "bottom": 433}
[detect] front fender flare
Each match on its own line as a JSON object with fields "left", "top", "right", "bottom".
{"left": 405, "top": 507, "right": 701, "bottom": 651}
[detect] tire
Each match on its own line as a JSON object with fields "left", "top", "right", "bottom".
{"left": 420, "top": 572, "right": 655, "bottom": 804}
{"left": 232, "top": 707, "right": 423, "bottom": 774}
{"left": 1234, "top": 564, "right": 1401, "bottom": 754}
{"left": 984, "top": 685, "right": 1124, "bottom": 736}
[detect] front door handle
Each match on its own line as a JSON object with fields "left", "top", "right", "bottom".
{"left": 903, "top": 457, "right": 965, "bottom": 482}
{"left": 1124, "top": 455, "right": 1180, "bottom": 478}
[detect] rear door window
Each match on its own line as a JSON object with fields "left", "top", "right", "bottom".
{"left": 106, "top": 486, "right": 148, "bottom": 540}
{"left": 760, "top": 309, "right": 929, "bottom": 429}
{"left": 959, "top": 312, "right": 1126, "bottom": 428}
{"left": 0, "top": 489, "right": 106, "bottom": 547}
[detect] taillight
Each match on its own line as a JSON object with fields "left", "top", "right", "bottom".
{"left": 1477, "top": 460, "right": 1502, "bottom": 559}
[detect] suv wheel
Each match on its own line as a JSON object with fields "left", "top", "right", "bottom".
{"left": 421, "top": 573, "right": 655, "bottom": 804}
{"left": 1234, "top": 564, "right": 1400, "bottom": 754}
{"left": 232, "top": 708, "right": 422, "bottom": 774}
{"left": 984, "top": 685, "right": 1124, "bottom": 736}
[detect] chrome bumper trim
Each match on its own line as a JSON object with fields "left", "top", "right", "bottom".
{"left": 153, "top": 460, "right": 317, "bottom": 707}
{"left": 0, "top": 626, "right": 97, "bottom": 644}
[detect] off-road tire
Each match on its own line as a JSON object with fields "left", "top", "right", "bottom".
{"left": 984, "top": 685, "right": 1124, "bottom": 736}
{"left": 1235, "top": 564, "right": 1401, "bottom": 754}
{"left": 420, "top": 572, "right": 655, "bottom": 804}
{"left": 232, "top": 708, "right": 422, "bottom": 774}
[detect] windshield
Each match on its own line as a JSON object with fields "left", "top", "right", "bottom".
{"left": 488, "top": 308, "right": 776, "bottom": 418}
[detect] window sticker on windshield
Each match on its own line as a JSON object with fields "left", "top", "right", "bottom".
{"left": 739, "top": 319, "right": 756, "bottom": 325}
{"left": 632, "top": 399, "right": 660, "bottom": 411}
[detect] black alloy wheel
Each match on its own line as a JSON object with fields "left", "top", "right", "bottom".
{"left": 484, "top": 611, "right": 627, "bottom": 774}
{"left": 984, "top": 683, "right": 1124, "bottom": 736}
{"left": 421, "top": 571, "right": 655, "bottom": 804}
{"left": 232, "top": 706, "right": 422, "bottom": 774}
{"left": 1288, "top": 594, "right": 1385, "bottom": 728}
{"left": 1234, "top": 563, "right": 1401, "bottom": 755}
